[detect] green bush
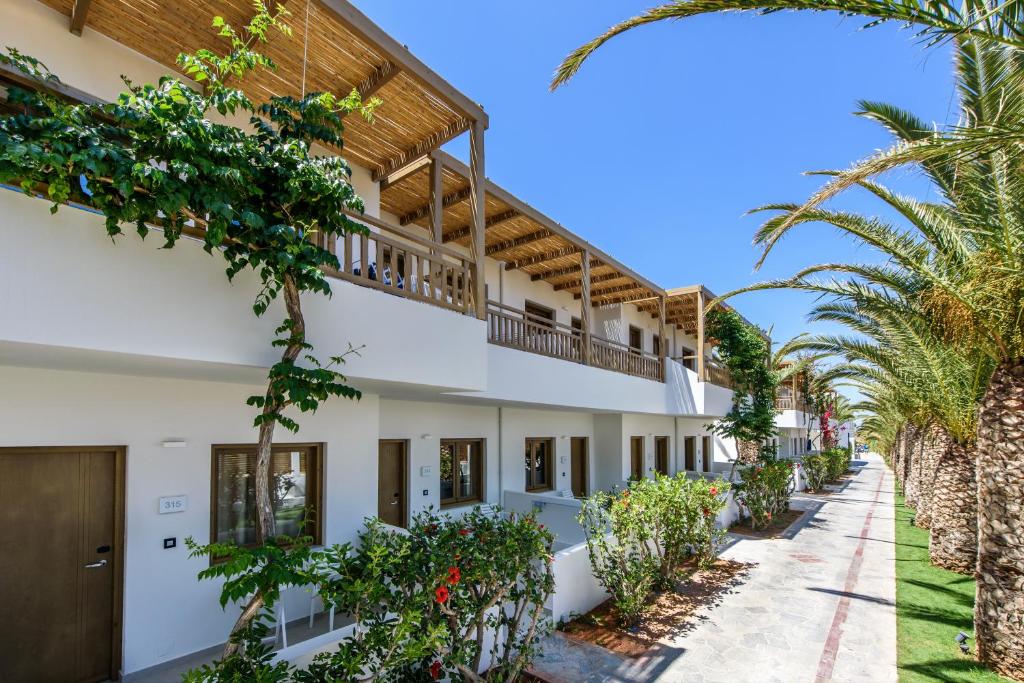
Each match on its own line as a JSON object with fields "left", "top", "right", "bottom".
{"left": 823, "top": 447, "right": 851, "bottom": 480}
{"left": 186, "top": 507, "right": 555, "bottom": 682}
{"left": 578, "top": 474, "right": 730, "bottom": 624}
{"left": 734, "top": 454, "right": 794, "bottom": 529}
{"left": 802, "top": 454, "right": 830, "bottom": 491}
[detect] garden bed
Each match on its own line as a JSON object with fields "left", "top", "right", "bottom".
{"left": 558, "top": 559, "right": 752, "bottom": 657}
{"left": 728, "top": 508, "right": 805, "bottom": 538}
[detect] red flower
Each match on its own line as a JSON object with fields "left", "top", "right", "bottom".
{"left": 709, "top": 486, "right": 719, "bottom": 496}
{"left": 458, "top": 528, "right": 471, "bottom": 536}
{"left": 426, "top": 524, "right": 438, "bottom": 535}
{"left": 430, "top": 660, "right": 442, "bottom": 680}
{"left": 623, "top": 490, "right": 630, "bottom": 497}
{"left": 435, "top": 586, "right": 449, "bottom": 604}
{"left": 539, "top": 524, "right": 545, "bottom": 530}
{"left": 447, "top": 566, "right": 461, "bottom": 585}
{"left": 766, "top": 511, "right": 773, "bottom": 521}
{"left": 702, "top": 506, "right": 711, "bottom": 517}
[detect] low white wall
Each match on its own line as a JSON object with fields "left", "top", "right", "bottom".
{"left": 548, "top": 542, "right": 607, "bottom": 625}
{"left": 502, "top": 490, "right": 585, "bottom": 548}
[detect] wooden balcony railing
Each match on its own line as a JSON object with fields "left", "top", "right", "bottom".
{"left": 678, "top": 356, "right": 733, "bottom": 389}
{"left": 319, "top": 210, "right": 475, "bottom": 315}
{"left": 486, "top": 301, "right": 663, "bottom": 382}
{"left": 775, "top": 396, "right": 810, "bottom": 412}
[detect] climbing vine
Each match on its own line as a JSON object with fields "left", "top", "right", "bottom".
{"left": 705, "top": 309, "right": 779, "bottom": 459}
{"left": 0, "top": 2, "right": 378, "bottom": 653}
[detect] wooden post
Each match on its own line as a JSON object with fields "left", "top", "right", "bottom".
{"left": 469, "top": 120, "right": 486, "bottom": 319}
{"left": 581, "top": 248, "right": 591, "bottom": 365}
{"left": 428, "top": 156, "right": 444, "bottom": 301}
{"left": 696, "top": 289, "right": 706, "bottom": 382}
{"left": 658, "top": 294, "right": 667, "bottom": 380}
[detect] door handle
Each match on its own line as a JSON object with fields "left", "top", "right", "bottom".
{"left": 389, "top": 500, "right": 399, "bottom": 505}
{"left": 84, "top": 559, "right": 107, "bottom": 569}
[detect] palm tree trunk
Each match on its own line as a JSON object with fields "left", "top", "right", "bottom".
{"left": 892, "top": 426, "right": 905, "bottom": 490}
{"left": 928, "top": 438, "right": 977, "bottom": 574}
{"left": 914, "top": 424, "right": 946, "bottom": 529}
{"left": 904, "top": 423, "right": 921, "bottom": 509}
{"left": 974, "top": 360, "right": 1024, "bottom": 680}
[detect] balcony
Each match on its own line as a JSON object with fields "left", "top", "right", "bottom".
{"left": 486, "top": 301, "right": 663, "bottom": 382}
{"left": 775, "top": 396, "right": 810, "bottom": 412}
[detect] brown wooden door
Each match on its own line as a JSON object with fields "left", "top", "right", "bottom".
{"left": 570, "top": 437, "right": 588, "bottom": 497}
{"left": 702, "top": 436, "right": 713, "bottom": 472}
{"left": 630, "top": 436, "right": 644, "bottom": 479}
{"left": 0, "top": 447, "right": 124, "bottom": 683}
{"left": 655, "top": 436, "right": 669, "bottom": 475}
{"left": 378, "top": 440, "right": 407, "bottom": 528}
{"left": 684, "top": 436, "right": 697, "bottom": 471}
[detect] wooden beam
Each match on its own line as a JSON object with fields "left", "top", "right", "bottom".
{"left": 379, "top": 155, "right": 430, "bottom": 191}
{"left": 442, "top": 209, "right": 519, "bottom": 243}
{"left": 592, "top": 290, "right": 657, "bottom": 307}
{"left": 355, "top": 60, "right": 400, "bottom": 100}
{"left": 469, "top": 120, "right": 486, "bottom": 319}
{"left": 552, "top": 271, "right": 621, "bottom": 291}
{"left": 429, "top": 157, "right": 444, "bottom": 243}
{"left": 372, "top": 117, "right": 471, "bottom": 182}
{"left": 400, "top": 184, "right": 470, "bottom": 226}
{"left": 485, "top": 229, "right": 552, "bottom": 257}
{"left": 530, "top": 259, "right": 601, "bottom": 282}
{"left": 581, "top": 248, "right": 591, "bottom": 365}
{"left": 696, "top": 289, "right": 706, "bottom": 381}
{"left": 577, "top": 283, "right": 646, "bottom": 300}
{"left": 70, "top": 0, "right": 91, "bottom": 36}
{"left": 504, "top": 247, "right": 581, "bottom": 271}
{"left": 320, "top": 0, "right": 488, "bottom": 125}
{"left": 658, "top": 294, "right": 667, "bottom": 380}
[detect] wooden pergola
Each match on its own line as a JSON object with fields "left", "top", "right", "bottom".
{"left": 381, "top": 150, "right": 668, "bottom": 366}
{"left": 40, "top": 0, "right": 493, "bottom": 314}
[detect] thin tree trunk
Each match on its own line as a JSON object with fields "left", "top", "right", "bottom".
{"left": 223, "top": 273, "right": 306, "bottom": 658}
{"left": 914, "top": 424, "right": 946, "bottom": 529}
{"left": 928, "top": 438, "right": 977, "bottom": 574}
{"left": 974, "top": 361, "right": 1024, "bottom": 680}
{"left": 892, "top": 425, "right": 904, "bottom": 491}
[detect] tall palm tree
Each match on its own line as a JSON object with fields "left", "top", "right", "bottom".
{"left": 699, "top": 37, "right": 1022, "bottom": 676}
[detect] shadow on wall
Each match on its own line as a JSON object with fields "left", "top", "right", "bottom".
{"left": 665, "top": 360, "right": 698, "bottom": 414}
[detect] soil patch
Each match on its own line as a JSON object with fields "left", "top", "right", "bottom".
{"left": 728, "top": 508, "right": 805, "bottom": 538}
{"left": 558, "top": 559, "right": 752, "bottom": 657}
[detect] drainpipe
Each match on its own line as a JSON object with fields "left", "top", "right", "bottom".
{"left": 498, "top": 406, "right": 503, "bottom": 507}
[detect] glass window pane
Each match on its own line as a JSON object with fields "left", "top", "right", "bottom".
{"left": 534, "top": 440, "right": 549, "bottom": 488}
{"left": 524, "top": 442, "right": 533, "bottom": 488}
{"left": 440, "top": 443, "right": 454, "bottom": 501}
{"left": 272, "top": 449, "right": 308, "bottom": 537}
{"left": 458, "top": 444, "right": 474, "bottom": 499}
{"left": 215, "top": 450, "right": 257, "bottom": 546}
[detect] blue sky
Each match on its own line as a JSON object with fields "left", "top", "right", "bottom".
{"left": 355, "top": 2, "right": 955, "bottom": 378}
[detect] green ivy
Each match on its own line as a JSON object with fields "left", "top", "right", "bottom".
{"left": 705, "top": 308, "right": 779, "bottom": 445}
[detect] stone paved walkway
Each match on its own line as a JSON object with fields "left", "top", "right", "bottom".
{"left": 531, "top": 452, "right": 897, "bottom": 682}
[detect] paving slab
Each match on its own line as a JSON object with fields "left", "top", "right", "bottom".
{"left": 531, "top": 452, "right": 897, "bottom": 682}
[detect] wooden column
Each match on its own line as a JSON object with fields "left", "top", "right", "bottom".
{"left": 428, "top": 156, "right": 444, "bottom": 301}
{"left": 581, "top": 248, "right": 591, "bottom": 365}
{"left": 696, "top": 289, "right": 706, "bottom": 381}
{"left": 658, "top": 294, "right": 667, "bottom": 380}
{"left": 469, "top": 120, "right": 486, "bottom": 319}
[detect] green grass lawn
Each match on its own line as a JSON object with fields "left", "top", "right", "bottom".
{"left": 895, "top": 495, "right": 1009, "bottom": 682}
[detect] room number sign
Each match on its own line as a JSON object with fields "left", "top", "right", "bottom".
{"left": 158, "top": 495, "right": 188, "bottom": 514}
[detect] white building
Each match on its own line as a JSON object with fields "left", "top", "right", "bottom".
{"left": 0, "top": 2, "right": 808, "bottom": 680}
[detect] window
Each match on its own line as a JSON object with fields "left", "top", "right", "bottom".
{"left": 629, "top": 325, "right": 643, "bottom": 354}
{"left": 525, "top": 300, "right": 555, "bottom": 329}
{"left": 653, "top": 334, "right": 662, "bottom": 357}
{"left": 680, "top": 346, "right": 695, "bottom": 371}
{"left": 525, "top": 438, "right": 555, "bottom": 491}
{"left": 440, "top": 439, "right": 484, "bottom": 507}
{"left": 571, "top": 316, "right": 582, "bottom": 338}
{"left": 211, "top": 443, "right": 324, "bottom": 547}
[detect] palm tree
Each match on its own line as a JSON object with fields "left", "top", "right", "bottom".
{"left": 701, "top": 38, "right": 1022, "bottom": 676}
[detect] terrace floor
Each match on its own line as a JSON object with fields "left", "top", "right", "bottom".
{"left": 531, "top": 452, "right": 897, "bottom": 682}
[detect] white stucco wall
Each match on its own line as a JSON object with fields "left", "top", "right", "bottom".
{"left": 498, "top": 407, "right": 594, "bottom": 495}
{"left": 0, "top": 364, "right": 380, "bottom": 673}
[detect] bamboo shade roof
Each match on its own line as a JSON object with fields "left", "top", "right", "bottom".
{"left": 38, "top": 0, "right": 486, "bottom": 181}
{"left": 380, "top": 151, "right": 666, "bottom": 315}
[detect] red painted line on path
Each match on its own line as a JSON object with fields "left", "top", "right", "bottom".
{"left": 814, "top": 469, "right": 886, "bottom": 682}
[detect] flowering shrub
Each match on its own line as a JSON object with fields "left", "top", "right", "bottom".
{"left": 802, "top": 454, "right": 831, "bottom": 491}
{"left": 578, "top": 474, "right": 731, "bottom": 624}
{"left": 734, "top": 452, "right": 793, "bottom": 530}
{"left": 187, "top": 507, "right": 554, "bottom": 682}
{"left": 823, "top": 447, "right": 851, "bottom": 480}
